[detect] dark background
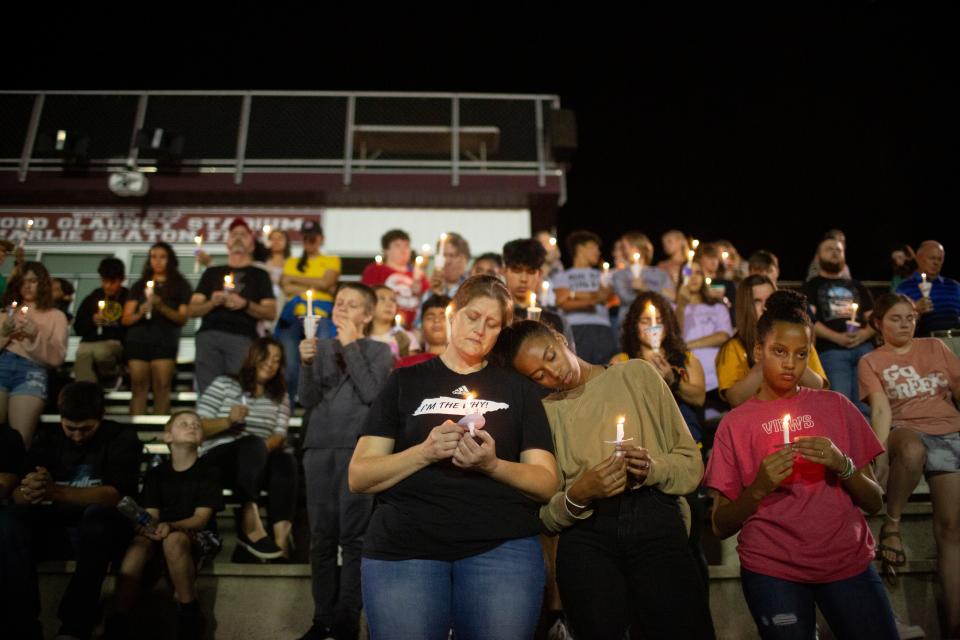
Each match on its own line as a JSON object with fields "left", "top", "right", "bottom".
{"left": 6, "top": 3, "right": 958, "bottom": 281}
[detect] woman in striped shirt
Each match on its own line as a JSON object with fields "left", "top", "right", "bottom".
{"left": 197, "top": 336, "right": 298, "bottom": 561}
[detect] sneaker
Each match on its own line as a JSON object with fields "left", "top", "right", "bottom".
{"left": 895, "top": 615, "right": 925, "bottom": 639}
{"left": 296, "top": 623, "right": 334, "bottom": 640}
{"left": 546, "top": 616, "right": 573, "bottom": 640}
{"left": 231, "top": 542, "right": 261, "bottom": 564}
{"left": 237, "top": 533, "right": 283, "bottom": 560}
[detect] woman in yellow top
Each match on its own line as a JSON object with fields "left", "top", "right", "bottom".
{"left": 716, "top": 274, "right": 827, "bottom": 407}
{"left": 275, "top": 219, "right": 341, "bottom": 406}
{"left": 494, "top": 319, "right": 715, "bottom": 639}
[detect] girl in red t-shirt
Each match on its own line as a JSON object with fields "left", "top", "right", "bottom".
{"left": 705, "top": 290, "right": 897, "bottom": 639}
{"left": 859, "top": 292, "right": 960, "bottom": 637}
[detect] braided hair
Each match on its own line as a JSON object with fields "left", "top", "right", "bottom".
{"left": 756, "top": 289, "right": 813, "bottom": 345}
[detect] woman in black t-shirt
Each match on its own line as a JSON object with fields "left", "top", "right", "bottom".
{"left": 122, "top": 242, "right": 192, "bottom": 415}
{"left": 350, "top": 275, "right": 558, "bottom": 640}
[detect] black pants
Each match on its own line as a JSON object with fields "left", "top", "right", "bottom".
{"left": 203, "top": 436, "right": 299, "bottom": 523}
{"left": 0, "top": 504, "right": 133, "bottom": 640}
{"left": 303, "top": 447, "right": 373, "bottom": 631}
{"left": 556, "top": 488, "right": 715, "bottom": 640}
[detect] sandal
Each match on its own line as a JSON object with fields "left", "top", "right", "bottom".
{"left": 876, "top": 521, "right": 907, "bottom": 585}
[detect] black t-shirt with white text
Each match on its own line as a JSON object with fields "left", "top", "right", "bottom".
{"left": 802, "top": 276, "right": 875, "bottom": 353}
{"left": 361, "top": 357, "right": 555, "bottom": 561}
{"left": 196, "top": 265, "right": 275, "bottom": 338}
{"left": 141, "top": 457, "right": 223, "bottom": 529}
{"left": 26, "top": 420, "right": 141, "bottom": 499}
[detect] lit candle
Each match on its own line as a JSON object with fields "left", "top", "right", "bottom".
{"left": 631, "top": 252, "right": 642, "bottom": 279}
{"left": 445, "top": 304, "right": 453, "bottom": 342}
{"left": 643, "top": 303, "right": 663, "bottom": 352}
{"left": 721, "top": 250, "right": 730, "bottom": 261}
{"left": 223, "top": 274, "right": 234, "bottom": 294}
{"left": 465, "top": 392, "right": 477, "bottom": 436}
{"left": 527, "top": 292, "right": 542, "bottom": 322}
{"left": 782, "top": 413, "right": 792, "bottom": 446}
{"left": 97, "top": 300, "right": 106, "bottom": 336}
{"left": 375, "top": 254, "right": 383, "bottom": 265}
{"left": 421, "top": 243, "right": 432, "bottom": 257}
{"left": 921, "top": 272, "right": 928, "bottom": 284}
{"left": 306, "top": 289, "right": 314, "bottom": 318}
{"left": 603, "top": 415, "right": 633, "bottom": 456}
{"left": 846, "top": 302, "right": 861, "bottom": 333}
{"left": 394, "top": 313, "right": 403, "bottom": 329}
{"left": 262, "top": 224, "right": 272, "bottom": 238}
{"left": 8, "top": 301, "right": 17, "bottom": 318}
{"left": 705, "top": 277, "right": 712, "bottom": 286}
{"left": 687, "top": 249, "right": 695, "bottom": 264}
{"left": 541, "top": 280, "right": 550, "bottom": 299}
{"left": 435, "top": 233, "right": 448, "bottom": 270}
{"left": 413, "top": 255, "right": 425, "bottom": 281}
{"left": 19, "top": 219, "right": 34, "bottom": 249}
{"left": 145, "top": 280, "right": 155, "bottom": 320}
{"left": 191, "top": 234, "right": 203, "bottom": 274}
{"left": 919, "top": 272, "right": 932, "bottom": 299}
{"left": 20, "top": 306, "right": 29, "bottom": 315}
{"left": 646, "top": 302, "right": 657, "bottom": 325}
{"left": 303, "top": 291, "right": 318, "bottom": 339}
{"left": 691, "top": 239, "right": 700, "bottom": 250}
{"left": 548, "top": 236, "right": 557, "bottom": 247}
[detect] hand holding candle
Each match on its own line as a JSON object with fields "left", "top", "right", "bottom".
{"left": 846, "top": 302, "right": 860, "bottom": 333}
{"left": 630, "top": 252, "right": 642, "bottom": 279}
{"left": 457, "top": 392, "right": 486, "bottom": 437}
{"left": 919, "top": 272, "right": 932, "bottom": 298}
{"left": 303, "top": 289, "right": 318, "bottom": 338}
{"left": 642, "top": 303, "right": 663, "bottom": 352}
{"left": 603, "top": 415, "right": 633, "bottom": 456}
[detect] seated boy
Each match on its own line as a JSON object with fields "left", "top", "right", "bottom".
{"left": 108, "top": 411, "right": 222, "bottom": 640}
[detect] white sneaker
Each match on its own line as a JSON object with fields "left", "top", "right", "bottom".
{"left": 895, "top": 615, "right": 926, "bottom": 639}
{"left": 547, "top": 617, "right": 573, "bottom": 640}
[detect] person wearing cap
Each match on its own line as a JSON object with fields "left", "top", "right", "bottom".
{"left": 189, "top": 218, "right": 277, "bottom": 393}
{"left": 275, "top": 220, "right": 341, "bottom": 406}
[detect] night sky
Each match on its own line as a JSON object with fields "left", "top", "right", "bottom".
{"left": 8, "top": 3, "right": 958, "bottom": 281}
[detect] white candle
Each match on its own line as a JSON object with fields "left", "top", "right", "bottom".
{"left": 919, "top": 273, "right": 932, "bottom": 298}
{"left": 631, "top": 252, "right": 642, "bottom": 279}
{"left": 645, "top": 302, "right": 657, "bottom": 325}
{"left": 193, "top": 235, "right": 203, "bottom": 273}
{"left": 603, "top": 415, "right": 633, "bottom": 456}
{"left": 145, "top": 280, "right": 154, "bottom": 320}
{"left": 541, "top": 281, "right": 550, "bottom": 298}
{"left": 413, "top": 255, "right": 425, "bottom": 280}
{"left": 465, "top": 392, "right": 477, "bottom": 436}
{"left": 691, "top": 239, "right": 700, "bottom": 251}
{"left": 921, "top": 272, "right": 928, "bottom": 284}
{"left": 375, "top": 254, "right": 383, "bottom": 266}
{"left": 603, "top": 261, "right": 610, "bottom": 275}
{"left": 527, "top": 292, "right": 541, "bottom": 322}
{"left": 616, "top": 416, "right": 625, "bottom": 443}
{"left": 850, "top": 302, "right": 859, "bottom": 320}
{"left": 782, "top": 413, "right": 791, "bottom": 446}
{"left": 435, "top": 233, "right": 448, "bottom": 269}
{"left": 394, "top": 313, "right": 402, "bottom": 329}
{"left": 705, "top": 277, "right": 712, "bottom": 286}
{"left": 8, "top": 301, "right": 17, "bottom": 318}
{"left": 19, "top": 219, "right": 34, "bottom": 249}
{"left": 445, "top": 304, "right": 453, "bottom": 342}
{"left": 223, "top": 274, "right": 234, "bottom": 294}
{"left": 306, "top": 289, "right": 314, "bottom": 318}
{"left": 97, "top": 300, "right": 106, "bottom": 336}
{"left": 548, "top": 236, "right": 557, "bottom": 247}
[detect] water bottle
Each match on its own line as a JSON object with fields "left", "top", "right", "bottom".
{"left": 117, "top": 496, "right": 156, "bottom": 535}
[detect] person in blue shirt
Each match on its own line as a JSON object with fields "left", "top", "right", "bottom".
{"left": 896, "top": 240, "right": 960, "bottom": 355}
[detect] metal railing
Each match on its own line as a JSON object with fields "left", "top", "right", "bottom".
{"left": 0, "top": 90, "right": 564, "bottom": 187}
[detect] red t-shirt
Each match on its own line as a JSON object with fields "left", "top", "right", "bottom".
{"left": 395, "top": 352, "right": 438, "bottom": 369}
{"left": 704, "top": 387, "right": 884, "bottom": 583}
{"left": 858, "top": 338, "right": 960, "bottom": 436}
{"left": 361, "top": 263, "right": 431, "bottom": 329}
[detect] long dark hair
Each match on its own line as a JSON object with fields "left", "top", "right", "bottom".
{"left": 688, "top": 258, "right": 722, "bottom": 306}
{"left": 141, "top": 242, "right": 189, "bottom": 295}
{"left": 2, "top": 261, "right": 54, "bottom": 310}
{"left": 621, "top": 291, "right": 688, "bottom": 369}
{"left": 235, "top": 337, "right": 287, "bottom": 403}
{"left": 731, "top": 274, "right": 775, "bottom": 367}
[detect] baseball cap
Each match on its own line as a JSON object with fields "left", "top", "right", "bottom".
{"left": 228, "top": 217, "right": 252, "bottom": 233}
{"left": 301, "top": 220, "right": 323, "bottom": 236}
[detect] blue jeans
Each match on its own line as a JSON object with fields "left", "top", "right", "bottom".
{"left": 818, "top": 342, "right": 873, "bottom": 415}
{"left": 274, "top": 315, "right": 332, "bottom": 407}
{"left": 361, "top": 536, "right": 545, "bottom": 640}
{"left": 740, "top": 565, "right": 897, "bottom": 639}
{"left": 0, "top": 350, "right": 48, "bottom": 399}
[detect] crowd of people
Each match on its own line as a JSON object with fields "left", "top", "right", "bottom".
{"left": 0, "top": 222, "right": 958, "bottom": 640}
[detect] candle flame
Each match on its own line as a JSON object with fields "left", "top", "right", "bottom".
{"left": 415, "top": 256, "right": 424, "bottom": 267}
{"left": 375, "top": 254, "right": 383, "bottom": 264}
{"left": 262, "top": 224, "right": 272, "bottom": 236}
{"left": 691, "top": 239, "right": 700, "bottom": 249}
{"left": 687, "top": 250, "right": 695, "bottom": 261}
{"left": 548, "top": 236, "right": 557, "bottom": 246}
{"left": 98, "top": 300, "right": 106, "bottom": 310}
{"left": 445, "top": 304, "right": 453, "bottom": 319}
{"left": 645, "top": 302, "right": 657, "bottom": 319}
{"left": 20, "top": 306, "right": 28, "bottom": 314}
{"left": 421, "top": 243, "right": 431, "bottom": 254}
{"left": 194, "top": 235, "right": 203, "bottom": 245}
{"left": 146, "top": 280, "right": 154, "bottom": 288}
{"left": 603, "top": 261, "right": 610, "bottom": 271}
{"left": 530, "top": 292, "right": 537, "bottom": 307}
{"left": 222, "top": 275, "right": 232, "bottom": 286}
{"left": 722, "top": 251, "right": 730, "bottom": 260}
{"left": 617, "top": 415, "right": 625, "bottom": 426}
{"left": 26, "top": 219, "right": 34, "bottom": 229}
{"left": 705, "top": 277, "right": 712, "bottom": 286}
{"left": 465, "top": 392, "right": 476, "bottom": 402}
{"left": 542, "top": 281, "right": 550, "bottom": 293}
{"left": 632, "top": 252, "right": 641, "bottom": 264}
{"left": 395, "top": 313, "right": 402, "bottom": 327}
{"left": 440, "top": 233, "right": 448, "bottom": 242}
